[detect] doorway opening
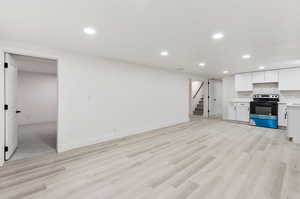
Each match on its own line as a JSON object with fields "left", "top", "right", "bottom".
{"left": 4, "top": 53, "right": 58, "bottom": 161}
{"left": 190, "top": 79, "right": 205, "bottom": 120}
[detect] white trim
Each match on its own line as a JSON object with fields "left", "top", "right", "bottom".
{"left": 58, "top": 119, "right": 190, "bottom": 153}
{"left": 2, "top": 49, "right": 58, "bottom": 61}
{"left": 0, "top": 50, "right": 5, "bottom": 166}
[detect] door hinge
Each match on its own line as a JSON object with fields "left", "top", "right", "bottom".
{"left": 4, "top": 62, "right": 8, "bottom": 68}
{"left": 4, "top": 104, "right": 8, "bottom": 110}
{"left": 5, "top": 146, "right": 8, "bottom": 152}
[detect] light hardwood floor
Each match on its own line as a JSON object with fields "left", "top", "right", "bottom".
{"left": 11, "top": 122, "right": 57, "bottom": 161}
{"left": 1, "top": 119, "right": 300, "bottom": 199}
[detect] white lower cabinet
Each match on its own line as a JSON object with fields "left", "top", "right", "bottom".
{"left": 236, "top": 103, "right": 250, "bottom": 122}
{"left": 278, "top": 103, "right": 287, "bottom": 127}
{"left": 228, "top": 103, "right": 236, "bottom": 120}
{"left": 228, "top": 102, "right": 250, "bottom": 122}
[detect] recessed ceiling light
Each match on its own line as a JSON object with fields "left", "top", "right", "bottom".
{"left": 160, "top": 51, "right": 169, "bottom": 56}
{"left": 259, "top": 66, "right": 265, "bottom": 70}
{"left": 199, "top": 62, "right": 206, "bottom": 67}
{"left": 242, "top": 54, "right": 251, "bottom": 59}
{"left": 84, "top": 27, "right": 96, "bottom": 35}
{"left": 212, "top": 33, "right": 224, "bottom": 40}
{"left": 223, "top": 70, "right": 229, "bottom": 74}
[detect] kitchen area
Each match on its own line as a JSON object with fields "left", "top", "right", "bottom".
{"left": 223, "top": 67, "right": 300, "bottom": 144}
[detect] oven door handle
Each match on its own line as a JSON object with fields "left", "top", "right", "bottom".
{"left": 254, "top": 103, "right": 274, "bottom": 106}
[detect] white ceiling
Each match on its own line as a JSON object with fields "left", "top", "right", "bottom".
{"left": 12, "top": 55, "right": 57, "bottom": 74}
{"left": 1, "top": 0, "right": 300, "bottom": 78}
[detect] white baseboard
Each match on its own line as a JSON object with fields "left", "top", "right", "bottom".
{"left": 57, "top": 118, "right": 189, "bottom": 153}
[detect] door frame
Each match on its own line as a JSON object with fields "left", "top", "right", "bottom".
{"left": 0, "top": 49, "right": 59, "bottom": 166}
{"left": 208, "top": 80, "right": 211, "bottom": 117}
{"left": 214, "top": 79, "right": 223, "bottom": 117}
{"left": 207, "top": 79, "right": 223, "bottom": 118}
{"left": 188, "top": 79, "right": 192, "bottom": 117}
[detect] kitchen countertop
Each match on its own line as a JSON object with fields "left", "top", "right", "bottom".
{"left": 230, "top": 98, "right": 251, "bottom": 103}
{"left": 287, "top": 103, "right": 300, "bottom": 108}
{"left": 278, "top": 102, "right": 288, "bottom": 104}
{"left": 230, "top": 100, "right": 300, "bottom": 106}
{"left": 278, "top": 101, "right": 300, "bottom": 106}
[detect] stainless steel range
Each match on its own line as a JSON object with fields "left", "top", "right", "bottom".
{"left": 250, "top": 94, "right": 279, "bottom": 129}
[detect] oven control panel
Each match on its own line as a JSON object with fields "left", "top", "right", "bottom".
{"left": 253, "top": 94, "right": 279, "bottom": 99}
{"left": 252, "top": 94, "right": 279, "bottom": 102}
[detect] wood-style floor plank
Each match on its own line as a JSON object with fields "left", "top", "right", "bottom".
{"left": 0, "top": 119, "right": 299, "bottom": 199}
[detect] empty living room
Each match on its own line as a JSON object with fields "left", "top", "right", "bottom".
{"left": 1, "top": 1, "right": 300, "bottom": 199}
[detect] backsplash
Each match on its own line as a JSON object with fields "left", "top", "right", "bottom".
{"left": 234, "top": 83, "right": 279, "bottom": 101}
{"left": 235, "top": 83, "right": 300, "bottom": 103}
{"left": 280, "top": 91, "right": 300, "bottom": 103}
{"left": 253, "top": 83, "right": 279, "bottom": 94}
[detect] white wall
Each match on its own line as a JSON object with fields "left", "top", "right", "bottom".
{"left": 222, "top": 76, "right": 236, "bottom": 120}
{"left": 58, "top": 53, "right": 191, "bottom": 151}
{"left": 0, "top": 40, "right": 205, "bottom": 160}
{"left": 18, "top": 71, "right": 57, "bottom": 125}
{"left": 192, "top": 81, "right": 202, "bottom": 96}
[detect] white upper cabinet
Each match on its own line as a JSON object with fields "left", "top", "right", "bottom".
{"left": 252, "top": 70, "right": 279, "bottom": 83}
{"left": 227, "top": 102, "right": 249, "bottom": 122}
{"left": 235, "top": 68, "right": 299, "bottom": 91}
{"left": 279, "top": 68, "right": 300, "bottom": 90}
{"left": 235, "top": 73, "right": 253, "bottom": 92}
{"left": 252, "top": 72, "right": 265, "bottom": 83}
{"left": 265, "top": 70, "right": 279, "bottom": 83}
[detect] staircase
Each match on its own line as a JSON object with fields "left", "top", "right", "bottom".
{"left": 193, "top": 98, "right": 204, "bottom": 116}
